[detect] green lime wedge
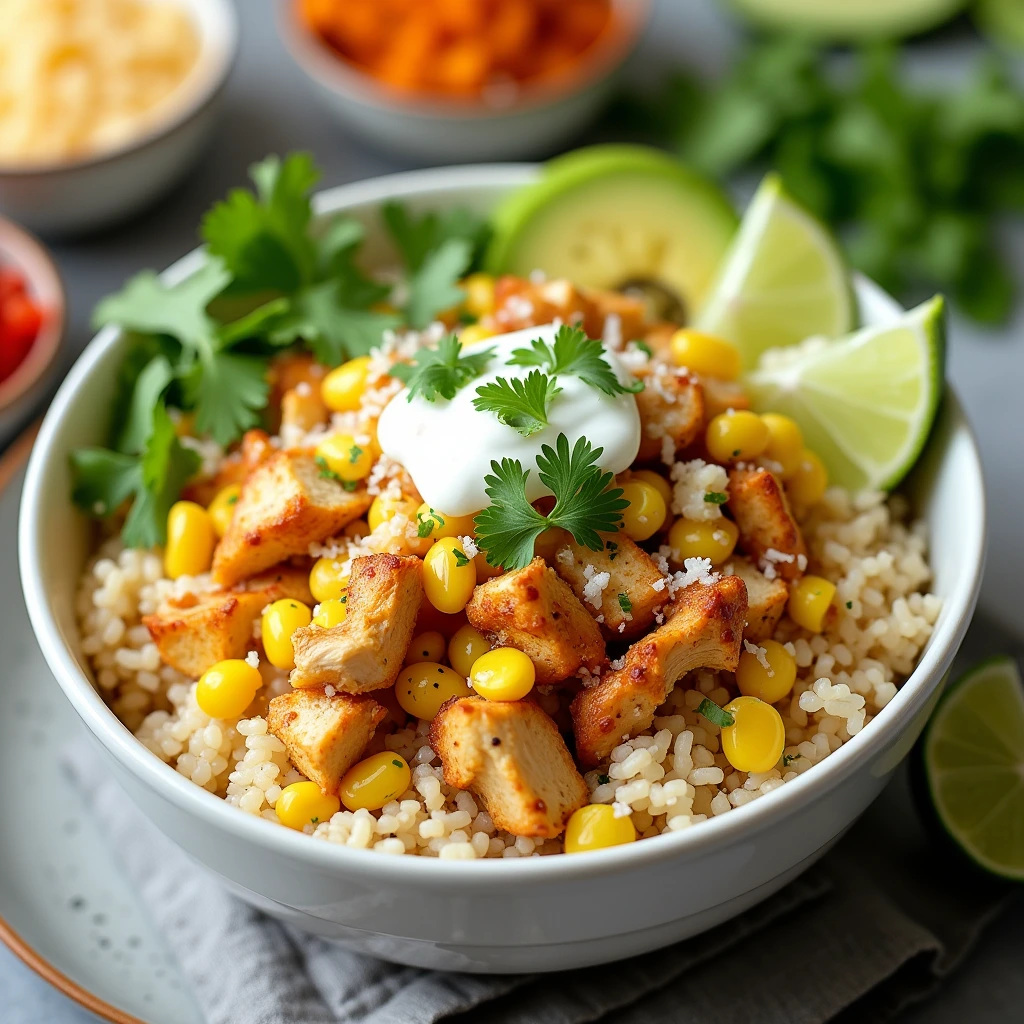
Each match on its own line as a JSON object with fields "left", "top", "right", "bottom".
{"left": 745, "top": 295, "right": 945, "bottom": 491}
{"left": 923, "top": 656, "right": 1024, "bottom": 881}
{"left": 976, "top": 0, "right": 1024, "bottom": 48}
{"left": 725, "top": 0, "right": 966, "bottom": 40}
{"left": 695, "top": 174, "right": 854, "bottom": 370}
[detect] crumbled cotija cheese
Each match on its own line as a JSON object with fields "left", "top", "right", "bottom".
{"left": 582, "top": 565, "right": 611, "bottom": 608}
{"left": 670, "top": 459, "right": 729, "bottom": 520}
{"left": 744, "top": 640, "right": 773, "bottom": 675}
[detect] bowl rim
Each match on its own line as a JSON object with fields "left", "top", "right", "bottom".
{"left": 276, "top": 0, "right": 650, "bottom": 121}
{"left": 0, "top": 0, "right": 238, "bottom": 180}
{"left": 19, "top": 163, "right": 986, "bottom": 888}
{"left": 0, "top": 218, "right": 65, "bottom": 410}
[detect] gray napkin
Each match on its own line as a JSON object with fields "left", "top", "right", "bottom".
{"left": 66, "top": 621, "right": 1019, "bottom": 1024}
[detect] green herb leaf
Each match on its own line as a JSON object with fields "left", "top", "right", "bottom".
{"left": 617, "top": 593, "right": 633, "bottom": 614}
{"left": 697, "top": 697, "right": 735, "bottom": 729}
{"left": 453, "top": 548, "right": 470, "bottom": 567}
{"left": 182, "top": 350, "right": 269, "bottom": 447}
{"left": 473, "top": 458, "right": 550, "bottom": 571}
{"left": 704, "top": 491, "right": 728, "bottom": 505}
{"left": 382, "top": 202, "right": 490, "bottom": 273}
{"left": 472, "top": 370, "right": 561, "bottom": 436}
{"left": 416, "top": 508, "right": 444, "bottom": 538}
{"left": 404, "top": 238, "right": 474, "bottom": 330}
{"left": 316, "top": 455, "right": 341, "bottom": 481}
{"left": 117, "top": 354, "right": 174, "bottom": 454}
{"left": 392, "top": 334, "right": 494, "bottom": 402}
{"left": 597, "top": 774, "right": 611, "bottom": 786}
{"left": 509, "top": 325, "right": 643, "bottom": 396}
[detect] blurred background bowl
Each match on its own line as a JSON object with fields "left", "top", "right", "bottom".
{"left": 0, "top": 0, "right": 238, "bottom": 237}
{"left": 0, "top": 218, "right": 64, "bottom": 447}
{"left": 277, "top": 0, "right": 651, "bottom": 163}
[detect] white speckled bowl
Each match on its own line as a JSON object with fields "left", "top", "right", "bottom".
{"left": 0, "top": 0, "right": 237, "bottom": 236}
{"left": 18, "top": 166, "right": 985, "bottom": 974}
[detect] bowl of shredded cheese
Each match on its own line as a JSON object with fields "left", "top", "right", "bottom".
{"left": 0, "top": 0, "right": 237, "bottom": 235}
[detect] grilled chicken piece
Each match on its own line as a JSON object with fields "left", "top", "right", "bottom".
{"left": 144, "top": 566, "right": 313, "bottom": 678}
{"left": 727, "top": 467, "right": 807, "bottom": 581}
{"left": 290, "top": 554, "right": 422, "bottom": 692}
{"left": 268, "top": 689, "right": 385, "bottom": 795}
{"left": 552, "top": 533, "right": 665, "bottom": 641}
{"left": 634, "top": 369, "right": 705, "bottom": 463}
{"left": 430, "top": 697, "right": 588, "bottom": 838}
{"left": 571, "top": 575, "right": 747, "bottom": 766}
{"left": 466, "top": 557, "right": 605, "bottom": 685}
{"left": 212, "top": 451, "right": 371, "bottom": 587}
{"left": 723, "top": 556, "right": 789, "bottom": 641}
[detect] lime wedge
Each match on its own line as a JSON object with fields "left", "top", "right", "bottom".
{"left": 745, "top": 295, "right": 945, "bottom": 491}
{"left": 924, "top": 657, "right": 1024, "bottom": 881}
{"left": 696, "top": 174, "right": 854, "bottom": 370}
{"left": 725, "top": 0, "right": 966, "bottom": 40}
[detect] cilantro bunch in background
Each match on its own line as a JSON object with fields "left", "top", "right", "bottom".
{"left": 71, "top": 152, "right": 489, "bottom": 546}
{"left": 615, "top": 35, "right": 1024, "bottom": 322}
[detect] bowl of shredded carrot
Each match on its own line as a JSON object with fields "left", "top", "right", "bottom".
{"left": 279, "top": 0, "right": 650, "bottom": 161}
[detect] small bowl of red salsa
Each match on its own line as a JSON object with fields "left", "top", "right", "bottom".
{"left": 0, "top": 217, "right": 64, "bottom": 445}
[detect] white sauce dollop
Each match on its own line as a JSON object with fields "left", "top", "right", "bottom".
{"left": 376, "top": 324, "right": 642, "bottom": 517}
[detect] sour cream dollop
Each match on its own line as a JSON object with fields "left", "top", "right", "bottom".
{"left": 376, "top": 324, "right": 642, "bottom": 517}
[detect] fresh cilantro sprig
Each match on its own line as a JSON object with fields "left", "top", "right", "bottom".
{"left": 392, "top": 334, "right": 494, "bottom": 402}
{"left": 472, "top": 371, "right": 561, "bottom": 436}
{"left": 509, "top": 325, "right": 643, "bottom": 396}
{"left": 474, "top": 434, "right": 628, "bottom": 570}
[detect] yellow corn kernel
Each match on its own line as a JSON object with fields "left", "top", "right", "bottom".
{"left": 313, "top": 597, "right": 347, "bottom": 628}
{"left": 164, "top": 500, "right": 216, "bottom": 580}
{"left": 275, "top": 781, "right": 340, "bottom": 831}
{"left": 720, "top": 696, "right": 786, "bottom": 774}
{"left": 629, "top": 469, "right": 673, "bottom": 508}
{"left": 475, "top": 550, "right": 503, "bottom": 582}
{"left": 207, "top": 484, "right": 241, "bottom": 539}
{"left": 447, "top": 624, "right": 491, "bottom": 678}
{"left": 469, "top": 647, "right": 535, "bottom": 702}
{"left": 314, "top": 433, "right": 374, "bottom": 483}
{"left": 458, "top": 322, "right": 498, "bottom": 348}
{"left": 405, "top": 630, "right": 447, "bottom": 665}
{"left": 367, "top": 494, "right": 418, "bottom": 533}
{"left": 463, "top": 272, "right": 496, "bottom": 318}
{"left": 736, "top": 639, "right": 797, "bottom": 704}
{"left": 343, "top": 518, "right": 370, "bottom": 541}
{"left": 667, "top": 517, "right": 739, "bottom": 565}
{"left": 705, "top": 410, "right": 770, "bottom": 464}
{"left": 414, "top": 502, "right": 478, "bottom": 542}
{"left": 340, "top": 752, "right": 412, "bottom": 812}
{"left": 788, "top": 575, "right": 836, "bottom": 633}
{"left": 669, "top": 328, "right": 741, "bottom": 381}
{"left": 309, "top": 558, "right": 349, "bottom": 603}
{"left": 422, "top": 537, "right": 477, "bottom": 614}
{"left": 396, "top": 661, "right": 472, "bottom": 720}
{"left": 321, "top": 356, "right": 372, "bottom": 413}
{"left": 195, "top": 659, "right": 262, "bottom": 721}
{"left": 261, "top": 599, "right": 313, "bottom": 670}
{"left": 760, "top": 414, "right": 804, "bottom": 478}
{"left": 786, "top": 449, "right": 828, "bottom": 509}
{"left": 533, "top": 525, "right": 570, "bottom": 563}
{"left": 618, "top": 480, "right": 668, "bottom": 542}
{"left": 564, "top": 804, "right": 636, "bottom": 854}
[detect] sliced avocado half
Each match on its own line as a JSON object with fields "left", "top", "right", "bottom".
{"left": 486, "top": 146, "right": 737, "bottom": 324}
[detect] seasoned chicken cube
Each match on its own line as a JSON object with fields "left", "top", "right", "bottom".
{"left": 723, "top": 556, "right": 788, "bottom": 641}
{"left": 552, "top": 533, "right": 665, "bottom": 641}
{"left": 634, "top": 369, "right": 705, "bottom": 463}
{"left": 466, "top": 557, "right": 605, "bottom": 685}
{"left": 728, "top": 467, "right": 807, "bottom": 581}
{"left": 290, "top": 554, "right": 422, "bottom": 692}
{"left": 144, "top": 566, "right": 313, "bottom": 678}
{"left": 268, "top": 689, "right": 386, "bottom": 795}
{"left": 212, "top": 451, "right": 371, "bottom": 586}
{"left": 571, "top": 575, "right": 747, "bottom": 766}
{"left": 281, "top": 387, "right": 328, "bottom": 433}
{"left": 702, "top": 378, "right": 751, "bottom": 420}
{"left": 430, "top": 697, "right": 588, "bottom": 838}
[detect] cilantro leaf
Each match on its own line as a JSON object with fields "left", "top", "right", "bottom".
{"left": 117, "top": 354, "right": 174, "bottom": 454}
{"left": 202, "top": 153, "right": 319, "bottom": 293}
{"left": 70, "top": 448, "right": 140, "bottom": 519}
{"left": 453, "top": 548, "right": 470, "bottom": 567}
{"left": 382, "top": 202, "right": 490, "bottom": 273}
{"left": 474, "top": 433, "right": 628, "bottom": 569}
{"left": 698, "top": 697, "right": 735, "bottom": 729}
{"left": 416, "top": 508, "right": 444, "bottom": 538}
{"left": 618, "top": 593, "right": 633, "bottom": 614}
{"left": 472, "top": 371, "right": 561, "bottom": 436}
{"left": 392, "top": 334, "right": 493, "bottom": 402}
{"left": 704, "top": 491, "right": 728, "bottom": 505}
{"left": 181, "top": 350, "right": 269, "bottom": 447}
{"left": 404, "top": 238, "right": 473, "bottom": 330}
{"left": 509, "top": 325, "right": 643, "bottom": 396}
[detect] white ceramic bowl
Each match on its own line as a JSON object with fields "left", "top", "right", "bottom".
{"left": 0, "top": 0, "right": 237, "bottom": 236}
{"left": 277, "top": 0, "right": 649, "bottom": 162}
{"left": 19, "top": 166, "right": 985, "bottom": 974}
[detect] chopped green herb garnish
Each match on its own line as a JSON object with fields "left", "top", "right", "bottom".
{"left": 417, "top": 508, "right": 445, "bottom": 538}
{"left": 606, "top": 540, "right": 619, "bottom": 560}
{"left": 474, "top": 433, "right": 628, "bottom": 570}
{"left": 341, "top": 480, "right": 359, "bottom": 492}
{"left": 453, "top": 548, "right": 470, "bottom": 567}
{"left": 340, "top": 594, "right": 347, "bottom": 604}
{"left": 617, "top": 593, "right": 633, "bottom": 614}
{"left": 315, "top": 455, "right": 341, "bottom": 481}
{"left": 391, "top": 759, "right": 404, "bottom": 769}
{"left": 509, "top": 325, "right": 643, "bottom": 396}
{"left": 597, "top": 774, "right": 611, "bottom": 786}
{"left": 348, "top": 444, "right": 363, "bottom": 464}
{"left": 846, "top": 601, "right": 853, "bottom": 609}
{"left": 782, "top": 754, "right": 801, "bottom": 767}
{"left": 697, "top": 697, "right": 735, "bottom": 729}
{"left": 472, "top": 370, "right": 561, "bottom": 436}
{"left": 227, "top": 493, "right": 239, "bottom": 505}
{"left": 704, "top": 491, "right": 728, "bottom": 505}
{"left": 391, "top": 334, "right": 494, "bottom": 402}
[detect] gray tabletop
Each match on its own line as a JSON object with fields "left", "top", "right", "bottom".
{"left": 4, "top": 0, "right": 1023, "bottom": 1020}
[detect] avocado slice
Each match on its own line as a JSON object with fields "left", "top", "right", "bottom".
{"left": 486, "top": 146, "right": 737, "bottom": 324}
{"left": 725, "top": 0, "right": 965, "bottom": 40}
